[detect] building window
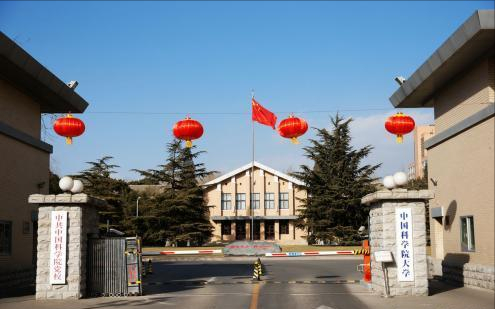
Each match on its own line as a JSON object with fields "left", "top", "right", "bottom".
{"left": 264, "top": 193, "right": 275, "bottom": 209}
{"left": 279, "top": 192, "right": 289, "bottom": 209}
{"left": 221, "top": 193, "right": 232, "bottom": 210}
{"left": 0, "top": 221, "right": 12, "bottom": 256}
{"left": 250, "top": 193, "right": 260, "bottom": 209}
{"left": 460, "top": 216, "right": 475, "bottom": 252}
{"left": 236, "top": 193, "right": 246, "bottom": 210}
{"left": 221, "top": 221, "right": 231, "bottom": 235}
{"left": 279, "top": 220, "right": 289, "bottom": 234}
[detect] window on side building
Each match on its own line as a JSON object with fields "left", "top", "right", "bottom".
{"left": 264, "top": 193, "right": 275, "bottom": 209}
{"left": 221, "top": 221, "right": 231, "bottom": 235}
{"left": 0, "top": 221, "right": 12, "bottom": 256}
{"left": 236, "top": 193, "right": 246, "bottom": 210}
{"left": 279, "top": 192, "right": 289, "bottom": 209}
{"left": 250, "top": 193, "right": 260, "bottom": 209}
{"left": 460, "top": 216, "right": 475, "bottom": 252}
{"left": 221, "top": 193, "right": 232, "bottom": 210}
{"left": 279, "top": 220, "right": 289, "bottom": 234}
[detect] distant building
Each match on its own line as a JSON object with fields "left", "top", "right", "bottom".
{"left": 389, "top": 11, "right": 494, "bottom": 290}
{"left": 0, "top": 32, "right": 89, "bottom": 276}
{"left": 408, "top": 125, "right": 435, "bottom": 180}
{"left": 129, "top": 184, "right": 168, "bottom": 195}
{"left": 203, "top": 162, "right": 307, "bottom": 244}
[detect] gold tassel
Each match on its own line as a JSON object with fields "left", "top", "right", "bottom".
{"left": 396, "top": 134, "right": 403, "bottom": 144}
{"left": 290, "top": 137, "right": 299, "bottom": 144}
{"left": 65, "top": 137, "right": 72, "bottom": 145}
{"left": 186, "top": 140, "right": 193, "bottom": 148}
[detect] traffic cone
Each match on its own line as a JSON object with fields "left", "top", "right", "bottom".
{"left": 253, "top": 259, "right": 262, "bottom": 281}
{"left": 142, "top": 263, "right": 147, "bottom": 277}
{"left": 257, "top": 258, "right": 264, "bottom": 276}
{"left": 147, "top": 259, "right": 153, "bottom": 274}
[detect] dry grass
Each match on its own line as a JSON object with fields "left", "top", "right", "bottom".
{"left": 142, "top": 245, "right": 361, "bottom": 253}
{"left": 143, "top": 245, "right": 432, "bottom": 254}
{"left": 142, "top": 246, "right": 222, "bottom": 252}
{"left": 280, "top": 245, "right": 362, "bottom": 252}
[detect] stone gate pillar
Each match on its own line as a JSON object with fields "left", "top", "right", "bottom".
{"left": 361, "top": 189, "right": 434, "bottom": 296}
{"left": 28, "top": 193, "right": 105, "bottom": 299}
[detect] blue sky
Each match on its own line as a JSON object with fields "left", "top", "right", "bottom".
{"left": 1, "top": 1, "right": 493, "bottom": 180}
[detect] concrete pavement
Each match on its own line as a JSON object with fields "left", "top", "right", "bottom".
{"left": 0, "top": 258, "right": 493, "bottom": 309}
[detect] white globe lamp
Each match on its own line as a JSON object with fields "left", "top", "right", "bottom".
{"left": 383, "top": 176, "right": 396, "bottom": 189}
{"left": 59, "top": 176, "right": 74, "bottom": 192}
{"left": 70, "top": 179, "right": 84, "bottom": 194}
{"left": 393, "top": 172, "right": 408, "bottom": 187}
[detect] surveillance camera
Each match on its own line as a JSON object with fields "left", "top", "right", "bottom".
{"left": 67, "top": 80, "right": 79, "bottom": 90}
{"left": 394, "top": 76, "right": 406, "bottom": 85}
{"left": 358, "top": 226, "right": 366, "bottom": 234}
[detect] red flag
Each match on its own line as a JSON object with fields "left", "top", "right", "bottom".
{"left": 252, "top": 98, "right": 277, "bottom": 129}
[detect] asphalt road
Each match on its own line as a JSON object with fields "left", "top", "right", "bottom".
{"left": 2, "top": 258, "right": 493, "bottom": 309}
{"left": 140, "top": 257, "right": 368, "bottom": 309}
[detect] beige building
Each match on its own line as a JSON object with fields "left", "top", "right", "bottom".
{"left": 203, "top": 161, "right": 307, "bottom": 245}
{"left": 0, "top": 32, "right": 89, "bottom": 277}
{"left": 407, "top": 125, "right": 436, "bottom": 180}
{"left": 389, "top": 11, "right": 494, "bottom": 289}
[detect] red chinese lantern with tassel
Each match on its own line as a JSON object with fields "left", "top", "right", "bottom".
{"left": 277, "top": 114, "right": 308, "bottom": 144}
{"left": 53, "top": 114, "right": 85, "bottom": 144}
{"left": 385, "top": 112, "right": 415, "bottom": 143}
{"left": 173, "top": 116, "right": 204, "bottom": 148}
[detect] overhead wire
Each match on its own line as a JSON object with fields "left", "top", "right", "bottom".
{"left": 83, "top": 107, "right": 396, "bottom": 115}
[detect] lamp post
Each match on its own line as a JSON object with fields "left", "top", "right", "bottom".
{"left": 136, "top": 196, "right": 141, "bottom": 218}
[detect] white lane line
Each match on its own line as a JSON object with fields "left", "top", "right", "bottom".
{"left": 207, "top": 277, "right": 216, "bottom": 283}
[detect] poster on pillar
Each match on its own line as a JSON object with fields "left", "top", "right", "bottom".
{"left": 395, "top": 208, "right": 414, "bottom": 282}
{"left": 49, "top": 211, "right": 67, "bottom": 284}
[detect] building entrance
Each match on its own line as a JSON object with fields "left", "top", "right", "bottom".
{"left": 265, "top": 221, "right": 275, "bottom": 240}
{"left": 235, "top": 221, "right": 246, "bottom": 240}
{"left": 252, "top": 221, "right": 260, "bottom": 240}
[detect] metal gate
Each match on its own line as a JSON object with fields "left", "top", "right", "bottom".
{"left": 87, "top": 237, "right": 142, "bottom": 296}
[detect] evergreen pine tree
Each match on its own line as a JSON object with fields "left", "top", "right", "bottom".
{"left": 292, "top": 114, "right": 380, "bottom": 245}
{"left": 49, "top": 171, "right": 63, "bottom": 194}
{"left": 78, "top": 156, "right": 130, "bottom": 233}
{"left": 133, "top": 140, "right": 214, "bottom": 246}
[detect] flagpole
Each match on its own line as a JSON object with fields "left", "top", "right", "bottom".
{"left": 251, "top": 90, "right": 255, "bottom": 242}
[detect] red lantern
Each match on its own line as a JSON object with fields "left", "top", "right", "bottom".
{"left": 173, "top": 116, "right": 204, "bottom": 148}
{"left": 53, "top": 114, "right": 85, "bottom": 144}
{"left": 277, "top": 114, "right": 308, "bottom": 144}
{"left": 385, "top": 112, "right": 415, "bottom": 143}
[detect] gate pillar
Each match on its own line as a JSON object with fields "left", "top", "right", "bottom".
{"left": 361, "top": 189, "right": 434, "bottom": 296}
{"left": 28, "top": 193, "right": 105, "bottom": 299}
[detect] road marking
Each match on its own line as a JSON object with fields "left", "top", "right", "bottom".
{"left": 249, "top": 283, "right": 261, "bottom": 309}
{"left": 143, "top": 279, "right": 360, "bottom": 285}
